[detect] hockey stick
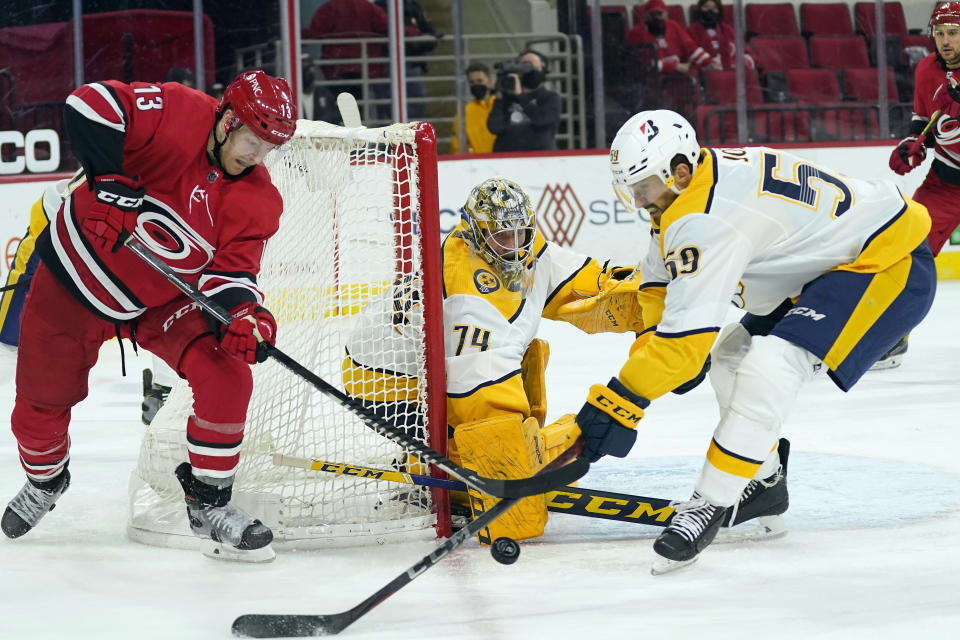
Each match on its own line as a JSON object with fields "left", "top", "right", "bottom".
{"left": 274, "top": 453, "right": 676, "bottom": 527}
{"left": 125, "top": 237, "right": 589, "bottom": 499}
{"left": 232, "top": 443, "right": 583, "bottom": 638}
{"left": 336, "top": 92, "right": 363, "bottom": 128}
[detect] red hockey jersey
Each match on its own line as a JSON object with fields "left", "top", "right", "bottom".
{"left": 38, "top": 80, "right": 283, "bottom": 321}
{"left": 911, "top": 53, "right": 960, "bottom": 182}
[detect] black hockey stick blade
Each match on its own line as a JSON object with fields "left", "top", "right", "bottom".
{"left": 125, "top": 237, "right": 589, "bottom": 499}
{"left": 231, "top": 446, "right": 580, "bottom": 638}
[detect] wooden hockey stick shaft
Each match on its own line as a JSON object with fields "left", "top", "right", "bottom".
{"left": 125, "top": 237, "right": 589, "bottom": 499}
{"left": 273, "top": 454, "right": 676, "bottom": 528}
{"left": 231, "top": 445, "right": 583, "bottom": 638}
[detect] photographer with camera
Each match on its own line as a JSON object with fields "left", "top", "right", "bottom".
{"left": 487, "top": 50, "right": 561, "bottom": 152}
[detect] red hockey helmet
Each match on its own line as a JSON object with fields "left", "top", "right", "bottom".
{"left": 220, "top": 70, "right": 297, "bottom": 146}
{"left": 931, "top": 1, "right": 960, "bottom": 28}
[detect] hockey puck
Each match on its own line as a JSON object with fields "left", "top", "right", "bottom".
{"left": 490, "top": 537, "right": 520, "bottom": 565}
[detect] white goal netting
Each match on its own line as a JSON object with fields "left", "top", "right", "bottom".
{"left": 127, "top": 120, "right": 444, "bottom": 550}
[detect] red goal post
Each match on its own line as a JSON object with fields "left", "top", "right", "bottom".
{"left": 127, "top": 120, "right": 450, "bottom": 549}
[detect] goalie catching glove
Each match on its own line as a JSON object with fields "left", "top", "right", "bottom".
{"left": 214, "top": 302, "right": 277, "bottom": 364}
{"left": 556, "top": 264, "right": 644, "bottom": 334}
{"left": 82, "top": 174, "right": 145, "bottom": 252}
{"left": 576, "top": 377, "right": 649, "bottom": 462}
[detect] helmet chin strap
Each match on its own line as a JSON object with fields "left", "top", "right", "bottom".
{"left": 665, "top": 175, "right": 686, "bottom": 195}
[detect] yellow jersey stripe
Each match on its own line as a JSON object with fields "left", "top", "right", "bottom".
{"left": 706, "top": 438, "right": 763, "bottom": 479}
{"left": 823, "top": 253, "right": 912, "bottom": 369}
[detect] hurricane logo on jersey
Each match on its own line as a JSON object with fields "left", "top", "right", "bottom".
{"left": 134, "top": 196, "right": 214, "bottom": 274}
{"left": 474, "top": 269, "right": 500, "bottom": 294}
{"left": 935, "top": 113, "right": 960, "bottom": 148}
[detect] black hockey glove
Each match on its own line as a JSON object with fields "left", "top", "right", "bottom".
{"left": 575, "top": 377, "right": 650, "bottom": 462}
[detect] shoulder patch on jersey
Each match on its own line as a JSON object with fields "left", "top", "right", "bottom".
{"left": 474, "top": 269, "right": 501, "bottom": 293}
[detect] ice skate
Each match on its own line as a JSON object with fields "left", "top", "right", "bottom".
{"left": 175, "top": 463, "right": 275, "bottom": 563}
{"left": 2, "top": 470, "right": 71, "bottom": 539}
{"left": 869, "top": 336, "right": 908, "bottom": 371}
{"left": 717, "top": 438, "right": 790, "bottom": 544}
{"left": 652, "top": 492, "right": 729, "bottom": 575}
{"left": 141, "top": 368, "right": 172, "bottom": 426}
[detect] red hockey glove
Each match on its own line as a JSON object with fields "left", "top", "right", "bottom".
{"left": 83, "top": 174, "right": 145, "bottom": 252}
{"left": 218, "top": 303, "right": 277, "bottom": 364}
{"left": 888, "top": 136, "right": 926, "bottom": 176}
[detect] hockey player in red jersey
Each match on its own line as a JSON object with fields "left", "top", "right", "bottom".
{"left": 1, "top": 70, "right": 297, "bottom": 562}
{"left": 883, "top": 1, "right": 960, "bottom": 368}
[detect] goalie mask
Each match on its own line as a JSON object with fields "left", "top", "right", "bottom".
{"left": 461, "top": 178, "right": 538, "bottom": 293}
{"left": 609, "top": 109, "right": 699, "bottom": 212}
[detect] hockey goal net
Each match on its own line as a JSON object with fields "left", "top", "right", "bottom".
{"left": 127, "top": 120, "right": 449, "bottom": 549}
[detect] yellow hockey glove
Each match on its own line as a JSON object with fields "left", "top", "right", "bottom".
{"left": 556, "top": 265, "right": 644, "bottom": 334}
{"left": 576, "top": 377, "right": 650, "bottom": 462}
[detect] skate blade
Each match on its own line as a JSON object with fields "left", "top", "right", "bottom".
{"left": 716, "top": 515, "right": 788, "bottom": 544}
{"left": 201, "top": 540, "right": 276, "bottom": 563}
{"left": 651, "top": 555, "right": 698, "bottom": 576}
{"left": 869, "top": 356, "right": 902, "bottom": 371}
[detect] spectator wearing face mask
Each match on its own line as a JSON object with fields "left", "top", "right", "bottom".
{"left": 627, "top": 0, "right": 721, "bottom": 74}
{"left": 450, "top": 62, "right": 497, "bottom": 153}
{"left": 487, "top": 50, "right": 561, "bottom": 152}
{"left": 686, "top": 0, "right": 755, "bottom": 70}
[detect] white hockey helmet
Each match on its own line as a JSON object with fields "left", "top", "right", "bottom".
{"left": 609, "top": 109, "right": 700, "bottom": 210}
{"left": 461, "top": 177, "right": 537, "bottom": 293}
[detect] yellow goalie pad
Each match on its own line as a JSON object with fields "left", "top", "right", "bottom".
{"left": 521, "top": 338, "right": 549, "bottom": 427}
{"left": 554, "top": 272, "right": 644, "bottom": 334}
{"left": 455, "top": 414, "right": 547, "bottom": 543}
{"left": 541, "top": 413, "right": 581, "bottom": 464}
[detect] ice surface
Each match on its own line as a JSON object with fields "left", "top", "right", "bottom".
{"left": 2, "top": 283, "right": 959, "bottom": 640}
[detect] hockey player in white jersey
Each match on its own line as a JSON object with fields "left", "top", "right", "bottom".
{"left": 343, "top": 177, "right": 654, "bottom": 544}
{"left": 571, "top": 110, "right": 937, "bottom": 573}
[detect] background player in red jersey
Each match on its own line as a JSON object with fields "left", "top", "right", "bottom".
{"left": 1, "top": 70, "right": 297, "bottom": 562}
{"left": 885, "top": 1, "right": 960, "bottom": 368}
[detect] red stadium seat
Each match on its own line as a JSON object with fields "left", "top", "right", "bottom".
{"left": 751, "top": 106, "right": 811, "bottom": 142}
{"left": 786, "top": 69, "right": 877, "bottom": 140}
{"left": 800, "top": 3, "right": 854, "bottom": 37}
{"left": 701, "top": 69, "right": 764, "bottom": 105}
{"left": 697, "top": 69, "right": 764, "bottom": 143}
{"left": 746, "top": 3, "right": 800, "bottom": 38}
{"left": 809, "top": 36, "right": 871, "bottom": 70}
{"left": 843, "top": 67, "right": 898, "bottom": 102}
{"left": 787, "top": 68, "right": 842, "bottom": 103}
{"left": 854, "top": 2, "right": 907, "bottom": 35}
{"left": 751, "top": 36, "right": 810, "bottom": 72}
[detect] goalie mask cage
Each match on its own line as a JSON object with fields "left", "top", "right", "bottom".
{"left": 127, "top": 120, "right": 450, "bottom": 549}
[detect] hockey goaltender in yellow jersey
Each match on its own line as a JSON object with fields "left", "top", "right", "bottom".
{"left": 343, "top": 177, "right": 648, "bottom": 543}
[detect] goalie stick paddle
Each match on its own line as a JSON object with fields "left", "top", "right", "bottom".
{"left": 273, "top": 454, "right": 676, "bottom": 528}
{"left": 231, "top": 444, "right": 584, "bottom": 638}
{"left": 124, "top": 237, "right": 589, "bottom": 499}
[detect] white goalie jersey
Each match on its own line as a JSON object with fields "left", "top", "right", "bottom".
{"left": 343, "top": 224, "right": 608, "bottom": 427}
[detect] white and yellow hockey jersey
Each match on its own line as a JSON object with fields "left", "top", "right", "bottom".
{"left": 343, "top": 221, "right": 615, "bottom": 430}
{"left": 622, "top": 146, "right": 931, "bottom": 401}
